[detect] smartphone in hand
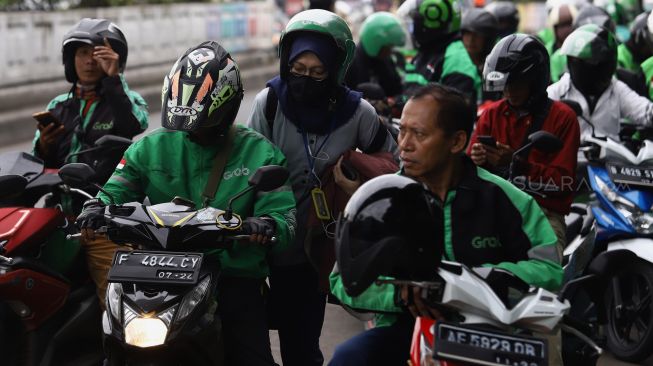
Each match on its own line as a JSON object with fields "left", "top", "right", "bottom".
{"left": 477, "top": 135, "right": 497, "bottom": 147}
{"left": 32, "top": 111, "right": 61, "bottom": 128}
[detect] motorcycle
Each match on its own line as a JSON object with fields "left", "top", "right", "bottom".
{"left": 59, "top": 163, "right": 289, "bottom": 365}
{"left": 0, "top": 135, "right": 132, "bottom": 366}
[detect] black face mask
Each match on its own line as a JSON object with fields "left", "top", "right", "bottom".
{"left": 569, "top": 58, "right": 614, "bottom": 98}
{"left": 287, "top": 74, "right": 329, "bottom": 106}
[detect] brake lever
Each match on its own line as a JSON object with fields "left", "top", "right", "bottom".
{"left": 66, "top": 226, "right": 108, "bottom": 240}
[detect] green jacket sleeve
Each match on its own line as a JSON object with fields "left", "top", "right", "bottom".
{"left": 329, "top": 266, "right": 403, "bottom": 314}
{"left": 97, "top": 141, "right": 146, "bottom": 205}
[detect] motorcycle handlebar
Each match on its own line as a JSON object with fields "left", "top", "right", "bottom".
{"left": 67, "top": 231, "right": 277, "bottom": 244}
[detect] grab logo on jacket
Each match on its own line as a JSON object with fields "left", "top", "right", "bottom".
{"left": 223, "top": 165, "right": 250, "bottom": 180}
{"left": 471, "top": 236, "right": 502, "bottom": 249}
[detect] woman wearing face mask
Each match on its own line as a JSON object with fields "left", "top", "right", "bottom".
{"left": 247, "top": 9, "right": 398, "bottom": 366}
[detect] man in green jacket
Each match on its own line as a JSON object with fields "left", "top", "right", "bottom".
{"left": 76, "top": 41, "right": 296, "bottom": 366}
{"left": 328, "top": 83, "right": 562, "bottom": 365}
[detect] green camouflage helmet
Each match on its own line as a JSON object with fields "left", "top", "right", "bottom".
{"left": 560, "top": 23, "right": 618, "bottom": 64}
{"left": 360, "top": 12, "right": 406, "bottom": 58}
{"left": 279, "top": 9, "right": 355, "bottom": 84}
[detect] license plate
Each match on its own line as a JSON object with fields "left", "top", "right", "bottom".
{"left": 607, "top": 163, "right": 653, "bottom": 187}
{"left": 108, "top": 250, "right": 203, "bottom": 285}
{"left": 433, "top": 322, "right": 547, "bottom": 366}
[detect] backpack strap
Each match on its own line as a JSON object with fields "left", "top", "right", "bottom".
{"left": 265, "top": 87, "right": 278, "bottom": 133}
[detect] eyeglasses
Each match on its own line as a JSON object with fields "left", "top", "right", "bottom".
{"left": 289, "top": 62, "right": 328, "bottom": 81}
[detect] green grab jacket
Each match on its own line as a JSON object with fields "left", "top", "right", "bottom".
{"left": 618, "top": 43, "right": 640, "bottom": 73}
{"left": 97, "top": 125, "right": 297, "bottom": 279}
{"left": 330, "top": 158, "right": 562, "bottom": 327}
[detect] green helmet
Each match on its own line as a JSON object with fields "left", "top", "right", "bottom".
{"left": 279, "top": 9, "right": 355, "bottom": 84}
{"left": 360, "top": 12, "right": 406, "bottom": 58}
{"left": 560, "top": 23, "right": 618, "bottom": 64}
{"left": 399, "top": 0, "right": 462, "bottom": 48}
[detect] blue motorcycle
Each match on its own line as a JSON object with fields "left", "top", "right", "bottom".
{"left": 576, "top": 131, "right": 653, "bottom": 362}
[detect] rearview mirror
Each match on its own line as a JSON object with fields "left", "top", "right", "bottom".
{"left": 528, "top": 131, "right": 563, "bottom": 154}
{"left": 94, "top": 135, "right": 132, "bottom": 149}
{"left": 248, "top": 165, "right": 290, "bottom": 192}
{"left": 58, "top": 163, "right": 96, "bottom": 188}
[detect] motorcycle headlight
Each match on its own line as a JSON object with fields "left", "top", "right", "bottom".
{"left": 176, "top": 275, "right": 211, "bottom": 324}
{"left": 123, "top": 303, "right": 169, "bottom": 348}
{"left": 107, "top": 282, "right": 123, "bottom": 323}
{"left": 595, "top": 175, "right": 653, "bottom": 234}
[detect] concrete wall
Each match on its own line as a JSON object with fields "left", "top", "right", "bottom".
{"left": 0, "top": 1, "right": 276, "bottom": 90}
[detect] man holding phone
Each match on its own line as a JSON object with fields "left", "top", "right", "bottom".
{"left": 33, "top": 18, "right": 147, "bottom": 185}
{"left": 467, "top": 34, "right": 579, "bottom": 253}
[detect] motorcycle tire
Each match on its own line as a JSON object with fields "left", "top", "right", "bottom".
{"left": 605, "top": 259, "right": 653, "bottom": 362}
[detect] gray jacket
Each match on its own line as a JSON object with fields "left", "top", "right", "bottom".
{"left": 246, "top": 87, "right": 398, "bottom": 266}
{"left": 547, "top": 73, "right": 653, "bottom": 141}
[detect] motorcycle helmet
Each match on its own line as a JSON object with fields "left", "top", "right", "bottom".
{"left": 279, "top": 9, "right": 355, "bottom": 86}
{"left": 161, "top": 41, "right": 243, "bottom": 133}
{"left": 561, "top": 24, "right": 618, "bottom": 96}
{"left": 461, "top": 8, "right": 499, "bottom": 54}
{"left": 627, "top": 11, "right": 653, "bottom": 60}
{"left": 484, "top": 1, "right": 520, "bottom": 38}
{"left": 62, "top": 18, "right": 128, "bottom": 83}
{"left": 483, "top": 34, "right": 550, "bottom": 101}
{"left": 572, "top": 4, "right": 617, "bottom": 32}
{"left": 359, "top": 12, "right": 406, "bottom": 58}
{"left": 335, "top": 174, "right": 444, "bottom": 297}
{"left": 400, "top": 0, "right": 462, "bottom": 49}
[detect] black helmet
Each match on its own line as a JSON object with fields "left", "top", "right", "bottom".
{"left": 461, "top": 8, "right": 499, "bottom": 55}
{"left": 573, "top": 4, "right": 616, "bottom": 32}
{"left": 335, "top": 175, "right": 443, "bottom": 297}
{"left": 62, "top": 18, "right": 128, "bottom": 83}
{"left": 483, "top": 34, "right": 550, "bottom": 99}
{"left": 628, "top": 11, "right": 653, "bottom": 59}
{"left": 161, "top": 41, "right": 243, "bottom": 133}
{"left": 484, "top": 1, "right": 520, "bottom": 38}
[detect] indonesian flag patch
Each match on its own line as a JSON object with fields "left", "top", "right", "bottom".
{"left": 116, "top": 158, "right": 126, "bottom": 170}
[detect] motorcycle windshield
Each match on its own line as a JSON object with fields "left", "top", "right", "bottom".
{"left": 0, "top": 152, "right": 44, "bottom": 183}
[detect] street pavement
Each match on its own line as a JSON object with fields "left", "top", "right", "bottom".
{"left": 2, "top": 81, "right": 652, "bottom": 366}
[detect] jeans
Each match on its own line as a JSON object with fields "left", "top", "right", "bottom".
{"left": 268, "top": 263, "right": 327, "bottom": 366}
{"left": 328, "top": 315, "right": 414, "bottom": 366}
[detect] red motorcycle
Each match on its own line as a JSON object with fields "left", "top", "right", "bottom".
{"left": 0, "top": 136, "right": 130, "bottom": 366}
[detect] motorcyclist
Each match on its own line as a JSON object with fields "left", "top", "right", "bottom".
{"left": 460, "top": 7, "right": 501, "bottom": 104}
{"left": 618, "top": 11, "right": 653, "bottom": 73}
{"left": 32, "top": 18, "right": 148, "bottom": 186}
{"left": 328, "top": 83, "right": 562, "bottom": 365}
{"left": 547, "top": 24, "right": 653, "bottom": 141}
{"left": 345, "top": 12, "right": 406, "bottom": 97}
{"left": 541, "top": 2, "right": 578, "bottom": 56}
{"left": 246, "top": 9, "right": 397, "bottom": 366}
{"left": 550, "top": 4, "right": 618, "bottom": 82}
{"left": 76, "top": 41, "right": 297, "bottom": 366}
{"left": 484, "top": 1, "right": 520, "bottom": 39}
{"left": 468, "top": 33, "right": 580, "bottom": 255}
{"left": 398, "top": 0, "right": 480, "bottom": 104}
